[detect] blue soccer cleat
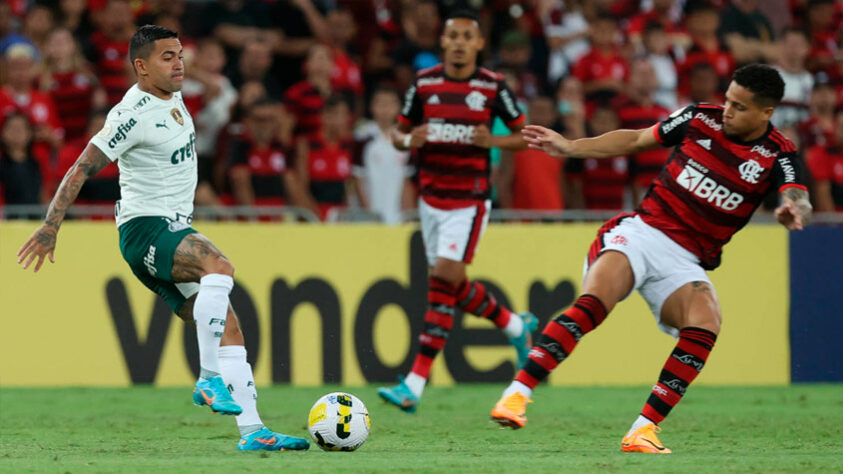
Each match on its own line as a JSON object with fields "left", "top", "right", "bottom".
{"left": 238, "top": 427, "right": 310, "bottom": 451}
{"left": 509, "top": 313, "right": 539, "bottom": 371}
{"left": 193, "top": 376, "right": 242, "bottom": 415}
{"left": 377, "top": 375, "right": 419, "bottom": 413}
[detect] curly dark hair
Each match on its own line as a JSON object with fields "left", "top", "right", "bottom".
{"left": 732, "top": 64, "right": 785, "bottom": 108}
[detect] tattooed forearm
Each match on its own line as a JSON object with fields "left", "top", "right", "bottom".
{"left": 44, "top": 144, "right": 111, "bottom": 231}
{"left": 782, "top": 186, "right": 812, "bottom": 226}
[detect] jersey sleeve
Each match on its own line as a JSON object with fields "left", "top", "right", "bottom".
{"left": 771, "top": 151, "right": 807, "bottom": 191}
{"left": 491, "top": 80, "right": 525, "bottom": 127}
{"left": 88, "top": 106, "right": 143, "bottom": 162}
{"left": 653, "top": 105, "right": 696, "bottom": 147}
{"left": 397, "top": 79, "right": 423, "bottom": 126}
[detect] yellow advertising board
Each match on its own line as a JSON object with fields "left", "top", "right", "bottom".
{"left": 0, "top": 221, "right": 790, "bottom": 387}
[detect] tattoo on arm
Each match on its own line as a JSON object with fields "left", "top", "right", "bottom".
{"left": 44, "top": 143, "right": 112, "bottom": 231}
{"left": 172, "top": 233, "right": 227, "bottom": 282}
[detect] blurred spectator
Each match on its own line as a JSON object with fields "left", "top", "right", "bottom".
{"left": 572, "top": 14, "right": 628, "bottom": 103}
{"left": 227, "top": 98, "right": 315, "bottom": 212}
{"left": 681, "top": 62, "right": 724, "bottom": 106}
{"left": 326, "top": 8, "right": 364, "bottom": 116}
{"left": 352, "top": 87, "right": 412, "bottom": 224}
{"left": 642, "top": 21, "right": 679, "bottom": 110}
{"left": 56, "top": 0, "right": 95, "bottom": 44}
{"left": 267, "top": 0, "right": 331, "bottom": 90}
{"left": 498, "top": 30, "right": 540, "bottom": 101}
{"left": 0, "top": 113, "right": 45, "bottom": 206}
{"left": 497, "top": 95, "right": 565, "bottom": 210}
{"left": 626, "top": 0, "right": 689, "bottom": 53}
{"left": 296, "top": 96, "right": 354, "bottom": 219}
{"left": 231, "top": 40, "right": 282, "bottom": 100}
{"left": 719, "top": 0, "right": 778, "bottom": 64}
{"left": 0, "top": 43, "right": 64, "bottom": 158}
{"left": 554, "top": 75, "right": 587, "bottom": 140}
{"left": 212, "top": 80, "right": 268, "bottom": 195}
{"left": 39, "top": 27, "right": 107, "bottom": 142}
{"left": 799, "top": 80, "right": 837, "bottom": 149}
{"left": 285, "top": 44, "right": 334, "bottom": 141}
{"left": 543, "top": 0, "right": 589, "bottom": 85}
{"left": 772, "top": 27, "right": 813, "bottom": 129}
{"left": 565, "top": 105, "right": 630, "bottom": 210}
{"left": 806, "top": 107, "right": 843, "bottom": 212}
{"left": 803, "top": 0, "right": 840, "bottom": 75}
{"left": 54, "top": 109, "right": 119, "bottom": 202}
{"left": 678, "top": 2, "right": 734, "bottom": 99}
{"left": 22, "top": 5, "right": 54, "bottom": 53}
{"left": 392, "top": 0, "right": 441, "bottom": 93}
{"left": 182, "top": 38, "right": 238, "bottom": 205}
{"left": 88, "top": 0, "right": 135, "bottom": 106}
{"left": 614, "top": 58, "right": 671, "bottom": 203}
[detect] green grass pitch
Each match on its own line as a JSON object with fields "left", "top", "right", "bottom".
{"left": 1, "top": 385, "right": 840, "bottom": 473}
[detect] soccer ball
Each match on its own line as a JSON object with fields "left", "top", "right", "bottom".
{"left": 307, "top": 392, "right": 371, "bottom": 451}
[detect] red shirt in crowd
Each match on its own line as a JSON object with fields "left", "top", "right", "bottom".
{"left": 307, "top": 135, "right": 353, "bottom": 204}
{"left": 799, "top": 117, "right": 835, "bottom": 149}
{"left": 566, "top": 156, "right": 629, "bottom": 210}
{"left": 807, "top": 144, "right": 843, "bottom": 211}
{"left": 228, "top": 136, "right": 294, "bottom": 206}
{"left": 44, "top": 71, "right": 97, "bottom": 141}
{"left": 0, "top": 87, "right": 63, "bottom": 175}
{"left": 572, "top": 48, "right": 628, "bottom": 85}
{"left": 614, "top": 96, "right": 671, "bottom": 189}
{"left": 512, "top": 148, "right": 564, "bottom": 210}
{"left": 284, "top": 81, "right": 324, "bottom": 141}
{"left": 331, "top": 49, "right": 364, "bottom": 96}
{"left": 677, "top": 41, "right": 734, "bottom": 96}
{"left": 89, "top": 31, "right": 130, "bottom": 106}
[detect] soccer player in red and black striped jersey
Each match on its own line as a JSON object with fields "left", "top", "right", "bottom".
{"left": 377, "top": 9, "right": 538, "bottom": 414}
{"left": 491, "top": 64, "right": 813, "bottom": 453}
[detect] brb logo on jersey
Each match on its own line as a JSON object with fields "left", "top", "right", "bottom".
{"left": 106, "top": 118, "right": 137, "bottom": 149}
{"left": 676, "top": 159, "right": 744, "bottom": 211}
{"left": 427, "top": 122, "right": 476, "bottom": 144}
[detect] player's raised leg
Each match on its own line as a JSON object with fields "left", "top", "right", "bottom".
{"left": 172, "top": 233, "right": 241, "bottom": 415}
{"left": 620, "top": 281, "right": 720, "bottom": 454}
{"left": 491, "top": 250, "right": 634, "bottom": 428}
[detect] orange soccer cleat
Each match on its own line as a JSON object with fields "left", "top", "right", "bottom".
{"left": 621, "top": 423, "right": 673, "bottom": 454}
{"left": 490, "top": 391, "right": 532, "bottom": 429}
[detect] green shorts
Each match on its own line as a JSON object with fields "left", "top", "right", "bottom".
{"left": 118, "top": 216, "right": 198, "bottom": 314}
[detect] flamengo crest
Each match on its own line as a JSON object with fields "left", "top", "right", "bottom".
{"left": 465, "top": 91, "right": 486, "bottom": 111}
{"left": 738, "top": 159, "right": 763, "bottom": 184}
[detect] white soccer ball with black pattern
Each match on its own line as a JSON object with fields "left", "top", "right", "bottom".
{"left": 307, "top": 392, "right": 371, "bottom": 451}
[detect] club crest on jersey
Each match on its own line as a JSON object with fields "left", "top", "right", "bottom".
{"left": 465, "top": 91, "right": 487, "bottom": 111}
{"left": 738, "top": 159, "right": 764, "bottom": 184}
{"left": 170, "top": 108, "right": 184, "bottom": 126}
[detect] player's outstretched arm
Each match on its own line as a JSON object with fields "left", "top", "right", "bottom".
{"left": 472, "top": 123, "right": 527, "bottom": 151}
{"left": 774, "top": 186, "right": 812, "bottom": 231}
{"left": 17, "top": 143, "right": 111, "bottom": 272}
{"left": 522, "top": 124, "right": 661, "bottom": 159}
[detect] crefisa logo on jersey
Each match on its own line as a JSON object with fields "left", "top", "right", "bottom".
{"left": 107, "top": 118, "right": 138, "bottom": 149}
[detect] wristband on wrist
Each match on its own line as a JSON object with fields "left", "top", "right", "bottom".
{"left": 402, "top": 134, "right": 412, "bottom": 149}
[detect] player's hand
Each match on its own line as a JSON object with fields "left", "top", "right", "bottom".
{"left": 472, "top": 124, "right": 493, "bottom": 148}
{"left": 522, "top": 125, "right": 573, "bottom": 157}
{"left": 395, "top": 124, "right": 428, "bottom": 149}
{"left": 774, "top": 202, "right": 809, "bottom": 230}
{"left": 17, "top": 224, "right": 57, "bottom": 273}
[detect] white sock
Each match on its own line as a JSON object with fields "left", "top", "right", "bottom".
{"left": 404, "top": 372, "right": 426, "bottom": 399}
{"left": 218, "top": 345, "right": 264, "bottom": 436}
{"left": 627, "top": 414, "right": 656, "bottom": 437}
{"left": 194, "top": 274, "right": 233, "bottom": 376}
{"left": 503, "top": 313, "right": 524, "bottom": 339}
{"left": 502, "top": 380, "right": 532, "bottom": 399}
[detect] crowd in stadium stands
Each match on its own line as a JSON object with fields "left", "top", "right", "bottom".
{"left": 1, "top": 0, "right": 842, "bottom": 220}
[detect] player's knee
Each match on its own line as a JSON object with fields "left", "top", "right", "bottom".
{"left": 430, "top": 260, "right": 464, "bottom": 286}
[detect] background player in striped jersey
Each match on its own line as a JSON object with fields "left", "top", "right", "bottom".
{"left": 491, "top": 64, "right": 812, "bottom": 453}
{"left": 377, "top": 10, "right": 538, "bottom": 413}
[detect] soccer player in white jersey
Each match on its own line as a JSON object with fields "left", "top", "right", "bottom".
{"left": 16, "top": 25, "right": 309, "bottom": 452}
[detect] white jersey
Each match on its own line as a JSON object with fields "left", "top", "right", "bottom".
{"left": 89, "top": 83, "right": 197, "bottom": 227}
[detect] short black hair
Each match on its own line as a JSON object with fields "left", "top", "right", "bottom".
{"left": 129, "top": 25, "right": 178, "bottom": 66}
{"left": 732, "top": 64, "right": 785, "bottom": 107}
{"left": 371, "top": 86, "right": 401, "bottom": 101}
{"left": 446, "top": 8, "right": 479, "bottom": 23}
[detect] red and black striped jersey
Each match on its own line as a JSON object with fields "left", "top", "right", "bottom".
{"left": 46, "top": 71, "right": 97, "bottom": 141}
{"left": 399, "top": 64, "right": 525, "bottom": 209}
{"left": 90, "top": 32, "right": 130, "bottom": 107}
{"left": 614, "top": 96, "right": 671, "bottom": 188}
{"left": 641, "top": 103, "right": 806, "bottom": 269}
{"left": 284, "top": 80, "right": 324, "bottom": 141}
